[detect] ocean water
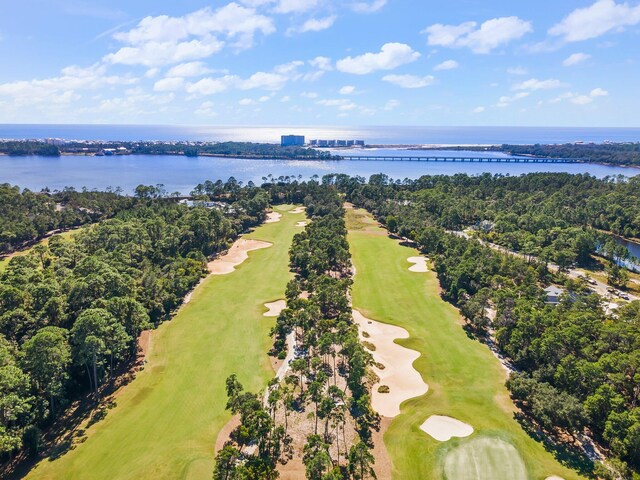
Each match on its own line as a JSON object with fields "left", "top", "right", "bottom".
{"left": 1, "top": 124, "right": 640, "bottom": 145}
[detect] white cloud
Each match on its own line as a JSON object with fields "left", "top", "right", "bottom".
{"left": 434, "top": 59, "right": 459, "bottom": 71}
{"left": 106, "top": 4, "right": 274, "bottom": 66}
{"left": 280, "top": 95, "right": 291, "bottom": 102}
{"left": 497, "top": 91, "right": 530, "bottom": 107}
{"left": 273, "top": 0, "right": 319, "bottom": 14}
{"left": 591, "top": 87, "right": 609, "bottom": 97}
{"left": 316, "top": 98, "right": 357, "bottom": 111}
{"left": 195, "top": 100, "right": 217, "bottom": 116}
{"left": 384, "top": 99, "right": 399, "bottom": 110}
{"left": 382, "top": 74, "right": 435, "bottom": 88}
{"left": 507, "top": 66, "right": 528, "bottom": 75}
{"left": 513, "top": 78, "right": 566, "bottom": 91}
{"left": 288, "top": 15, "right": 336, "bottom": 35}
{"left": 166, "top": 61, "right": 213, "bottom": 77}
{"left": 239, "top": 98, "right": 255, "bottom": 105}
{"left": 186, "top": 75, "right": 239, "bottom": 95}
{"left": 153, "top": 77, "right": 185, "bottom": 91}
{"left": 301, "top": 91, "right": 319, "bottom": 98}
{"left": 339, "top": 85, "right": 356, "bottom": 95}
{"left": 563, "top": 52, "right": 591, "bottom": 66}
{"left": 424, "top": 16, "right": 532, "bottom": 54}
{"left": 336, "top": 43, "right": 421, "bottom": 75}
{"left": 473, "top": 106, "right": 485, "bottom": 113}
{"left": 104, "top": 39, "right": 224, "bottom": 67}
{"left": 549, "top": 87, "right": 608, "bottom": 105}
{"left": 350, "top": 0, "right": 387, "bottom": 13}
{"left": 549, "top": 0, "right": 640, "bottom": 42}
{"left": 309, "top": 56, "right": 333, "bottom": 71}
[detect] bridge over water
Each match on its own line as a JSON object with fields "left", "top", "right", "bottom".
{"left": 337, "top": 155, "right": 583, "bottom": 163}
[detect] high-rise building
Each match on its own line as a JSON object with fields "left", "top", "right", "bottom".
{"left": 281, "top": 135, "right": 305, "bottom": 147}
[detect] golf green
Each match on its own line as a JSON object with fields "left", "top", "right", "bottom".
{"left": 26, "top": 205, "right": 300, "bottom": 480}
{"left": 346, "top": 206, "right": 584, "bottom": 480}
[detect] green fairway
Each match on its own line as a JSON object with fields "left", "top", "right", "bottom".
{"left": 26, "top": 206, "right": 299, "bottom": 480}
{"left": 346, "top": 207, "right": 585, "bottom": 480}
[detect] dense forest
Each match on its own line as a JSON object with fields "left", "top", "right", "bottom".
{"left": 419, "top": 143, "right": 640, "bottom": 166}
{"left": 0, "top": 140, "right": 336, "bottom": 160}
{"left": 0, "top": 184, "right": 140, "bottom": 255}
{"left": 215, "top": 187, "right": 378, "bottom": 479}
{"left": 335, "top": 172, "right": 640, "bottom": 266}
{"left": 334, "top": 173, "right": 640, "bottom": 479}
{"left": 0, "top": 182, "right": 268, "bottom": 459}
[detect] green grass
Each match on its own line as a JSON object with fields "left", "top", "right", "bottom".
{"left": 26, "top": 206, "right": 299, "bottom": 480}
{"left": 443, "top": 436, "right": 527, "bottom": 480}
{"left": 346, "top": 207, "right": 586, "bottom": 480}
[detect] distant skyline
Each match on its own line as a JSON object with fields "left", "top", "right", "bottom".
{"left": 1, "top": 0, "right": 639, "bottom": 127}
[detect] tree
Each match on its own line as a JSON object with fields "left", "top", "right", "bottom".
{"left": 303, "top": 434, "right": 333, "bottom": 480}
{"left": 71, "top": 308, "right": 129, "bottom": 394}
{"left": 348, "top": 441, "right": 377, "bottom": 479}
{"left": 22, "top": 327, "right": 71, "bottom": 416}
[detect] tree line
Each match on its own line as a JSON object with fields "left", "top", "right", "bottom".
{"left": 332, "top": 172, "right": 640, "bottom": 479}
{"left": 215, "top": 186, "right": 377, "bottom": 479}
{"left": 0, "top": 182, "right": 268, "bottom": 461}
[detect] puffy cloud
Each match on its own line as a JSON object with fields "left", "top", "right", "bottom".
{"left": 549, "top": 88, "right": 608, "bottom": 105}
{"left": 339, "top": 85, "right": 356, "bottom": 94}
{"left": 434, "top": 59, "right": 459, "bottom": 71}
{"left": 497, "top": 92, "right": 530, "bottom": 107}
{"left": 186, "top": 75, "right": 239, "bottom": 95}
{"left": 424, "top": 16, "right": 532, "bottom": 54}
{"left": 513, "top": 78, "right": 566, "bottom": 91}
{"left": 507, "top": 66, "right": 528, "bottom": 75}
{"left": 239, "top": 98, "right": 255, "bottom": 105}
{"left": 382, "top": 74, "right": 435, "bottom": 88}
{"left": 166, "top": 61, "right": 213, "bottom": 77}
{"left": 288, "top": 15, "right": 337, "bottom": 34}
{"left": 350, "top": 0, "right": 387, "bottom": 13}
{"left": 104, "top": 39, "right": 224, "bottom": 67}
{"left": 336, "top": 43, "right": 420, "bottom": 75}
{"left": 549, "top": 0, "right": 640, "bottom": 42}
{"left": 273, "top": 0, "right": 319, "bottom": 14}
{"left": 384, "top": 99, "right": 399, "bottom": 111}
{"left": 473, "top": 106, "right": 485, "bottom": 113}
{"left": 106, "top": 3, "right": 274, "bottom": 66}
{"left": 316, "top": 98, "right": 357, "bottom": 111}
{"left": 591, "top": 87, "right": 609, "bottom": 97}
{"left": 563, "top": 52, "right": 591, "bottom": 66}
{"left": 153, "top": 77, "right": 185, "bottom": 91}
{"left": 309, "top": 56, "right": 333, "bottom": 71}
{"left": 0, "top": 63, "right": 137, "bottom": 105}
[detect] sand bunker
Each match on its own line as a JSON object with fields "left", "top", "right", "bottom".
{"left": 290, "top": 206, "right": 305, "bottom": 214}
{"left": 545, "top": 477, "right": 565, "bottom": 480}
{"left": 208, "top": 239, "right": 272, "bottom": 275}
{"left": 407, "top": 256, "right": 429, "bottom": 272}
{"left": 296, "top": 221, "right": 308, "bottom": 227}
{"left": 265, "top": 212, "right": 282, "bottom": 223}
{"left": 353, "top": 310, "right": 428, "bottom": 417}
{"left": 264, "top": 300, "right": 286, "bottom": 317}
{"left": 420, "top": 415, "right": 474, "bottom": 442}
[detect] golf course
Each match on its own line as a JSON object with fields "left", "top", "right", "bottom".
{"left": 346, "top": 205, "right": 584, "bottom": 480}
{"left": 25, "top": 205, "right": 301, "bottom": 480}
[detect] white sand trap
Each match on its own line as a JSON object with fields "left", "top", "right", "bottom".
{"left": 420, "top": 415, "right": 473, "bottom": 442}
{"left": 264, "top": 300, "right": 286, "bottom": 317}
{"left": 545, "top": 477, "right": 565, "bottom": 480}
{"left": 265, "top": 212, "right": 282, "bottom": 223}
{"left": 290, "top": 206, "right": 305, "bottom": 214}
{"left": 208, "top": 239, "right": 272, "bottom": 275}
{"left": 407, "top": 256, "right": 429, "bottom": 272}
{"left": 296, "top": 221, "right": 308, "bottom": 227}
{"left": 353, "top": 310, "right": 428, "bottom": 417}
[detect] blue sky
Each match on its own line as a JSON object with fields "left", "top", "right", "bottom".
{"left": 0, "top": 0, "right": 639, "bottom": 126}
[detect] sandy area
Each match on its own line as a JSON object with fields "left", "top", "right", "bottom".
{"left": 371, "top": 416, "right": 393, "bottom": 479}
{"left": 215, "top": 415, "right": 241, "bottom": 453}
{"left": 290, "top": 206, "right": 305, "bottom": 214}
{"left": 265, "top": 212, "right": 282, "bottom": 223}
{"left": 208, "top": 239, "right": 272, "bottom": 275}
{"left": 420, "top": 415, "right": 473, "bottom": 442}
{"left": 263, "top": 300, "right": 287, "bottom": 317}
{"left": 407, "top": 256, "right": 429, "bottom": 272}
{"left": 295, "top": 221, "right": 308, "bottom": 227}
{"left": 353, "top": 310, "right": 428, "bottom": 418}
{"left": 545, "top": 477, "right": 565, "bottom": 480}
{"left": 137, "top": 330, "right": 152, "bottom": 360}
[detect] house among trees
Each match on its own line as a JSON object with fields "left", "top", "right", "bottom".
{"left": 544, "top": 285, "right": 565, "bottom": 305}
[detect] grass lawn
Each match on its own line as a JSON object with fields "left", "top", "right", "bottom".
{"left": 346, "top": 206, "right": 587, "bottom": 480}
{"left": 26, "top": 205, "right": 300, "bottom": 480}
